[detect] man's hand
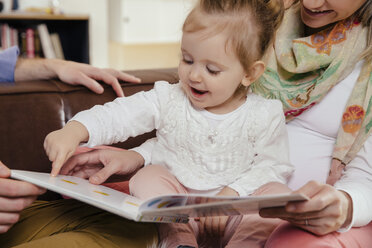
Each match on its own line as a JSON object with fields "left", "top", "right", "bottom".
{"left": 0, "top": 162, "right": 46, "bottom": 233}
{"left": 53, "top": 60, "right": 141, "bottom": 97}
{"left": 15, "top": 58, "right": 141, "bottom": 97}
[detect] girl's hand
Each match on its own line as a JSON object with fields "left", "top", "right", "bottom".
{"left": 44, "top": 121, "right": 89, "bottom": 177}
{"left": 199, "top": 187, "right": 239, "bottom": 237}
{"left": 259, "top": 181, "right": 353, "bottom": 235}
{"left": 60, "top": 149, "right": 145, "bottom": 185}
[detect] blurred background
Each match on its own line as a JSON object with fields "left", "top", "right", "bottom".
{"left": 0, "top": 0, "right": 196, "bottom": 70}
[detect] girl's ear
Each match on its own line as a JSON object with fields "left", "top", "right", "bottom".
{"left": 241, "top": 61, "right": 265, "bottom": 87}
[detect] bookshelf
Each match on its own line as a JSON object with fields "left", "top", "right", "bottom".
{"left": 0, "top": 12, "right": 90, "bottom": 63}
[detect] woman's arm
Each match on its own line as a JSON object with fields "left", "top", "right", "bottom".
{"left": 260, "top": 135, "right": 372, "bottom": 235}
{"left": 334, "top": 134, "right": 372, "bottom": 229}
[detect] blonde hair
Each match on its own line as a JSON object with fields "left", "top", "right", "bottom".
{"left": 182, "top": 0, "right": 284, "bottom": 72}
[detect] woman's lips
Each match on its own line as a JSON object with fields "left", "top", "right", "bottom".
{"left": 303, "top": 7, "right": 333, "bottom": 17}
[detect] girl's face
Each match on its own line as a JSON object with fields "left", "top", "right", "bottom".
{"left": 300, "top": 0, "right": 367, "bottom": 29}
{"left": 178, "top": 30, "right": 251, "bottom": 114}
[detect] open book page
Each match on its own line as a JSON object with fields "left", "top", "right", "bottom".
{"left": 11, "top": 170, "right": 308, "bottom": 223}
{"left": 10, "top": 170, "right": 144, "bottom": 221}
{"left": 139, "top": 193, "right": 308, "bottom": 219}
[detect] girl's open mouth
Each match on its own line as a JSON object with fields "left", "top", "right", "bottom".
{"left": 191, "top": 87, "right": 208, "bottom": 97}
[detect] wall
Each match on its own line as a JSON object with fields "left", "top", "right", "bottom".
{"left": 19, "top": 0, "right": 109, "bottom": 68}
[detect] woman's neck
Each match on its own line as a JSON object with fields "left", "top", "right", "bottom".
{"left": 304, "top": 23, "right": 336, "bottom": 36}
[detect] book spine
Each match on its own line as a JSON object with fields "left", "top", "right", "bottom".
{"left": 34, "top": 29, "right": 42, "bottom": 58}
{"left": 37, "top": 24, "right": 56, "bottom": 59}
{"left": 26, "top": 28, "right": 35, "bottom": 59}
{"left": 50, "top": 33, "right": 64, "bottom": 60}
{"left": 1, "top": 23, "right": 10, "bottom": 49}
{"left": 19, "top": 30, "right": 27, "bottom": 58}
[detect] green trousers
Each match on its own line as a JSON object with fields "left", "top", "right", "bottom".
{"left": 0, "top": 199, "right": 157, "bottom": 248}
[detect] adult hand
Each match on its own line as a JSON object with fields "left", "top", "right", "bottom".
{"left": 60, "top": 149, "right": 145, "bottom": 185}
{"left": 0, "top": 161, "right": 46, "bottom": 233}
{"left": 199, "top": 186, "right": 239, "bottom": 237}
{"left": 44, "top": 121, "right": 89, "bottom": 176}
{"left": 52, "top": 60, "right": 141, "bottom": 97}
{"left": 259, "top": 181, "right": 353, "bottom": 235}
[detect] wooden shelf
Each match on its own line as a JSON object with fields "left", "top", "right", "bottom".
{"left": 0, "top": 12, "right": 89, "bottom": 21}
{"left": 0, "top": 12, "right": 90, "bottom": 63}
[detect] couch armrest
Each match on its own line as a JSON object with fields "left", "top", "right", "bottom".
{"left": 0, "top": 67, "right": 178, "bottom": 200}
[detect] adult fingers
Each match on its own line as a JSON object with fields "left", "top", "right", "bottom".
{"left": 104, "top": 68, "right": 141, "bottom": 84}
{"left": 282, "top": 215, "right": 340, "bottom": 235}
{"left": 86, "top": 70, "right": 124, "bottom": 97}
{"left": 0, "top": 178, "right": 45, "bottom": 197}
{"left": 89, "top": 162, "right": 122, "bottom": 185}
{"left": 286, "top": 182, "right": 339, "bottom": 213}
{"left": 0, "top": 212, "right": 20, "bottom": 226}
{"left": 0, "top": 224, "right": 13, "bottom": 234}
{"left": 61, "top": 150, "right": 101, "bottom": 175}
{"left": 0, "top": 162, "right": 10, "bottom": 178}
{"left": 0, "top": 196, "right": 37, "bottom": 212}
{"left": 74, "top": 73, "right": 105, "bottom": 95}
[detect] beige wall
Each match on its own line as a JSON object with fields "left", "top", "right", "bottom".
{"left": 109, "top": 42, "right": 180, "bottom": 70}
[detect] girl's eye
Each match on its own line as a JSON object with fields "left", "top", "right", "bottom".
{"left": 207, "top": 66, "right": 220, "bottom": 75}
{"left": 182, "top": 57, "right": 193, "bottom": 64}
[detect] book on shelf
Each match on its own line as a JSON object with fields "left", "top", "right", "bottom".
{"left": 26, "top": 28, "right": 35, "bottom": 58}
{"left": 1, "top": 23, "right": 11, "bottom": 49}
{"left": 11, "top": 170, "right": 308, "bottom": 224}
{"left": 37, "top": 23, "right": 56, "bottom": 59}
{"left": 50, "top": 33, "right": 64, "bottom": 60}
{"left": 0, "top": 23, "right": 63, "bottom": 59}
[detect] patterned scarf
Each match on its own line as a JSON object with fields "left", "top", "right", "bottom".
{"left": 252, "top": 4, "right": 372, "bottom": 178}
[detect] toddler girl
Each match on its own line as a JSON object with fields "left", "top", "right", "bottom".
{"left": 44, "top": 0, "right": 292, "bottom": 247}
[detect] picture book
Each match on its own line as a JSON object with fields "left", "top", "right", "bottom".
{"left": 11, "top": 170, "right": 308, "bottom": 224}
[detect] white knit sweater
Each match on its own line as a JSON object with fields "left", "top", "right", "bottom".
{"left": 71, "top": 81, "right": 293, "bottom": 196}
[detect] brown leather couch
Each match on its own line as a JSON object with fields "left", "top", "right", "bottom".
{"left": 0, "top": 68, "right": 178, "bottom": 200}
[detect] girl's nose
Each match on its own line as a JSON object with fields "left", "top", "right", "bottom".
{"left": 189, "top": 66, "right": 202, "bottom": 82}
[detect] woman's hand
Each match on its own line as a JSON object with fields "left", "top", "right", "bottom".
{"left": 44, "top": 121, "right": 89, "bottom": 176}
{"left": 259, "top": 181, "right": 353, "bottom": 235}
{"left": 60, "top": 149, "right": 145, "bottom": 185}
{"left": 199, "top": 186, "right": 239, "bottom": 237}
